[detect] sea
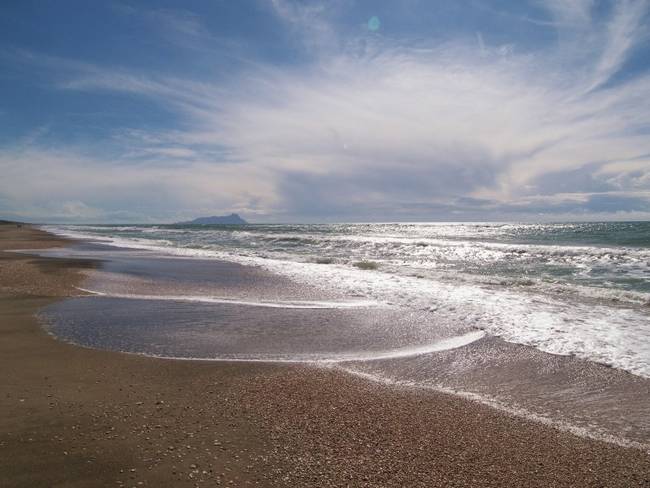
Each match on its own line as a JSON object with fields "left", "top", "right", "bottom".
{"left": 39, "top": 221, "right": 650, "bottom": 448}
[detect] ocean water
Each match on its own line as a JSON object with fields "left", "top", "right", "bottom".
{"left": 45, "top": 221, "right": 650, "bottom": 378}
{"left": 38, "top": 222, "right": 650, "bottom": 448}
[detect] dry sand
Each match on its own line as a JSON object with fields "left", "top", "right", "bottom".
{"left": 1, "top": 223, "right": 649, "bottom": 487}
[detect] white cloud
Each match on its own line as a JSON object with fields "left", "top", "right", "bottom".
{"left": 269, "top": 0, "right": 339, "bottom": 52}
{"left": 589, "top": 0, "right": 649, "bottom": 90}
{"left": 1, "top": 1, "right": 649, "bottom": 221}
{"left": 539, "top": 0, "right": 595, "bottom": 26}
{"left": 0, "top": 147, "right": 279, "bottom": 222}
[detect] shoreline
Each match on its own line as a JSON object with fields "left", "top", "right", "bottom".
{"left": 37, "top": 300, "right": 650, "bottom": 452}
{"left": 1, "top": 224, "right": 650, "bottom": 487}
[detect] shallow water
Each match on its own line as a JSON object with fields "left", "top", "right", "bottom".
{"left": 43, "top": 296, "right": 486, "bottom": 361}
{"left": 35, "top": 242, "right": 650, "bottom": 449}
{"left": 45, "top": 222, "right": 650, "bottom": 378}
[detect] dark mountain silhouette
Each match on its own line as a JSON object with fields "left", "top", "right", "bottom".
{"left": 176, "top": 213, "right": 248, "bottom": 225}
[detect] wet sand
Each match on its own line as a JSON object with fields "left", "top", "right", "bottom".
{"left": 1, "top": 224, "right": 649, "bottom": 487}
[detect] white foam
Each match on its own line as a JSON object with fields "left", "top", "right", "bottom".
{"left": 75, "top": 286, "right": 379, "bottom": 309}
{"left": 137, "top": 332, "right": 485, "bottom": 363}
{"left": 319, "top": 331, "right": 486, "bottom": 362}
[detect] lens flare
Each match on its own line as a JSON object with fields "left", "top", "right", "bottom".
{"left": 367, "top": 16, "right": 380, "bottom": 31}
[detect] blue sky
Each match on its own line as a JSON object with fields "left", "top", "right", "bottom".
{"left": 1, "top": 0, "right": 649, "bottom": 223}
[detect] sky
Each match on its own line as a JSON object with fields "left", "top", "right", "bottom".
{"left": 1, "top": 0, "right": 650, "bottom": 223}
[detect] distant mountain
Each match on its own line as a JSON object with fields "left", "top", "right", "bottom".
{"left": 176, "top": 213, "right": 248, "bottom": 225}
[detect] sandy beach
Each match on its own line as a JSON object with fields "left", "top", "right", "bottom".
{"left": 1, "top": 223, "right": 649, "bottom": 487}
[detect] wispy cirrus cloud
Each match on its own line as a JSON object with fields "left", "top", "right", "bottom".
{"left": 1, "top": 0, "right": 649, "bottom": 222}
{"left": 589, "top": 0, "right": 649, "bottom": 90}
{"left": 540, "top": 0, "right": 595, "bottom": 26}
{"left": 269, "top": 0, "right": 340, "bottom": 52}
